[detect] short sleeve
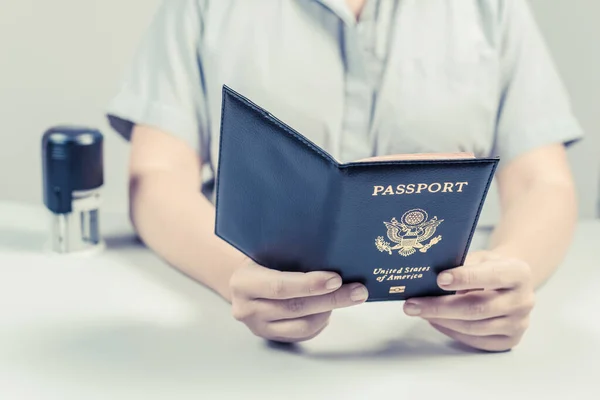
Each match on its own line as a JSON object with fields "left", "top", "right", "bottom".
{"left": 492, "top": 0, "right": 584, "bottom": 166}
{"left": 106, "top": 0, "right": 208, "bottom": 157}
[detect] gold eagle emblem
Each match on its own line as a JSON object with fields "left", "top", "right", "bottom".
{"left": 375, "top": 209, "right": 443, "bottom": 257}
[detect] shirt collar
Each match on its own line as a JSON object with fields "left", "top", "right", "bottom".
{"left": 312, "top": 0, "right": 359, "bottom": 26}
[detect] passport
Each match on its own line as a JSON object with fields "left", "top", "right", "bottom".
{"left": 215, "top": 85, "right": 499, "bottom": 301}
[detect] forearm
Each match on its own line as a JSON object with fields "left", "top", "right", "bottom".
{"left": 488, "top": 178, "right": 577, "bottom": 288}
{"left": 129, "top": 170, "right": 247, "bottom": 302}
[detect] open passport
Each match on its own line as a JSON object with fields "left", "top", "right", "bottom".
{"left": 215, "top": 85, "right": 499, "bottom": 301}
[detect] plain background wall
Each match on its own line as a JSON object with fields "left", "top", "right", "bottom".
{"left": 1, "top": 0, "right": 598, "bottom": 217}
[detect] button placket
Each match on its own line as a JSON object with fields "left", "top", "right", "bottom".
{"left": 338, "top": 16, "right": 376, "bottom": 162}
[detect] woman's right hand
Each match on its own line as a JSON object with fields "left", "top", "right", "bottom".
{"left": 229, "top": 260, "right": 369, "bottom": 343}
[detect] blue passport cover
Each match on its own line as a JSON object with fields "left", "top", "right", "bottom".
{"left": 215, "top": 85, "right": 499, "bottom": 302}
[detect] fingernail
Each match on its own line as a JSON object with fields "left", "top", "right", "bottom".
{"left": 404, "top": 301, "right": 421, "bottom": 316}
{"left": 438, "top": 273, "right": 453, "bottom": 286}
{"left": 350, "top": 286, "right": 368, "bottom": 302}
{"left": 326, "top": 276, "right": 343, "bottom": 290}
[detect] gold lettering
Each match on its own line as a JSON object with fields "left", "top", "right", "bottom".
{"left": 374, "top": 267, "right": 431, "bottom": 285}
{"left": 373, "top": 186, "right": 384, "bottom": 196}
{"left": 416, "top": 183, "right": 428, "bottom": 194}
{"left": 428, "top": 183, "right": 442, "bottom": 193}
{"left": 404, "top": 266, "right": 431, "bottom": 273}
{"left": 373, "top": 268, "right": 403, "bottom": 275}
{"left": 371, "top": 182, "right": 469, "bottom": 196}
{"left": 385, "top": 273, "right": 424, "bottom": 281}
{"left": 455, "top": 182, "right": 469, "bottom": 192}
{"left": 389, "top": 286, "right": 406, "bottom": 294}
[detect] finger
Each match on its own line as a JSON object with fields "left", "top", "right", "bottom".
{"left": 404, "top": 291, "right": 506, "bottom": 320}
{"left": 429, "top": 322, "right": 521, "bottom": 352}
{"left": 436, "top": 259, "right": 531, "bottom": 291}
{"left": 455, "top": 289, "right": 483, "bottom": 295}
{"left": 425, "top": 316, "right": 518, "bottom": 337}
{"left": 231, "top": 263, "right": 343, "bottom": 300}
{"left": 459, "top": 252, "right": 501, "bottom": 294}
{"left": 407, "top": 288, "right": 536, "bottom": 321}
{"left": 256, "top": 283, "right": 369, "bottom": 321}
{"left": 263, "top": 311, "right": 332, "bottom": 343}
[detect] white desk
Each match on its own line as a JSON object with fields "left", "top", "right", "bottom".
{"left": 1, "top": 202, "right": 599, "bottom": 400}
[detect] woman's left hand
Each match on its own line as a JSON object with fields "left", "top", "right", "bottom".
{"left": 403, "top": 251, "right": 536, "bottom": 352}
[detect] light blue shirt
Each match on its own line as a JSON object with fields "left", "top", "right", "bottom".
{"left": 106, "top": 0, "right": 583, "bottom": 227}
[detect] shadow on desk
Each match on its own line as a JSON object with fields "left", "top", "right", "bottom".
{"left": 104, "top": 233, "right": 142, "bottom": 250}
{"left": 267, "top": 324, "right": 486, "bottom": 359}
